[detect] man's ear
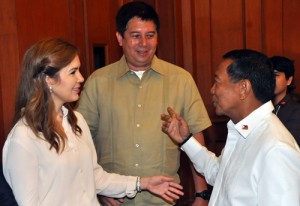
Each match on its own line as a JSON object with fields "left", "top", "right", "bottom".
{"left": 116, "top": 32, "right": 123, "bottom": 46}
{"left": 287, "top": 76, "right": 293, "bottom": 86}
{"left": 240, "top": 79, "right": 251, "bottom": 100}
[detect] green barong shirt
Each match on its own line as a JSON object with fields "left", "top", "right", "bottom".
{"left": 77, "top": 55, "right": 211, "bottom": 205}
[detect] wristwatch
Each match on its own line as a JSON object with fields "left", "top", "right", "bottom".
{"left": 195, "top": 190, "right": 211, "bottom": 201}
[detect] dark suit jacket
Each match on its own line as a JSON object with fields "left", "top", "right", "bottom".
{"left": 0, "top": 164, "right": 18, "bottom": 206}
{"left": 274, "top": 94, "right": 300, "bottom": 146}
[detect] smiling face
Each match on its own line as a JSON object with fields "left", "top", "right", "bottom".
{"left": 116, "top": 17, "right": 158, "bottom": 71}
{"left": 47, "top": 55, "right": 84, "bottom": 108}
{"left": 210, "top": 59, "right": 243, "bottom": 119}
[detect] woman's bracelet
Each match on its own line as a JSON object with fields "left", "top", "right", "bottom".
{"left": 136, "top": 176, "right": 141, "bottom": 192}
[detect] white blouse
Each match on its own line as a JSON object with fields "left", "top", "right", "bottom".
{"left": 2, "top": 107, "right": 137, "bottom": 206}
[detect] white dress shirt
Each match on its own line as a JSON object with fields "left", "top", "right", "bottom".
{"left": 2, "top": 107, "right": 137, "bottom": 206}
{"left": 182, "top": 101, "right": 300, "bottom": 206}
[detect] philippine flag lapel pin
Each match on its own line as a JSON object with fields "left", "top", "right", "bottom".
{"left": 242, "top": 125, "right": 248, "bottom": 130}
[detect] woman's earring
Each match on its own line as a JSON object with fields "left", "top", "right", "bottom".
{"left": 49, "top": 86, "right": 53, "bottom": 93}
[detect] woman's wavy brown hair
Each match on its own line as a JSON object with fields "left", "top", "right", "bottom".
{"left": 13, "top": 37, "right": 82, "bottom": 153}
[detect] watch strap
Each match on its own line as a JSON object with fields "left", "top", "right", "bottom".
{"left": 195, "top": 189, "right": 210, "bottom": 201}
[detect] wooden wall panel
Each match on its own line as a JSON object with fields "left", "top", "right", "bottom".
{"left": 283, "top": 0, "right": 300, "bottom": 93}
{"left": 180, "top": 0, "right": 193, "bottom": 73}
{"left": 264, "top": 0, "right": 283, "bottom": 55}
{"left": 173, "top": 0, "right": 184, "bottom": 67}
{"left": 106, "top": 1, "right": 124, "bottom": 63}
{"left": 211, "top": 0, "right": 244, "bottom": 64}
{"left": 263, "top": 0, "right": 300, "bottom": 93}
{"left": 0, "top": 0, "right": 20, "bottom": 155}
{"left": 192, "top": 0, "right": 213, "bottom": 113}
{"left": 156, "top": 0, "right": 176, "bottom": 64}
{"left": 69, "top": 0, "right": 88, "bottom": 79}
{"left": 84, "top": 0, "right": 149, "bottom": 74}
{"left": 15, "top": 0, "right": 73, "bottom": 59}
{"left": 189, "top": 0, "right": 245, "bottom": 120}
{"left": 0, "top": 71, "right": 4, "bottom": 154}
{"left": 86, "top": 0, "right": 110, "bottom": 73}
{"left": 14, "top": 0, "right": 88, "bottom": 77}
{"left": 245, "top": 0, "right": 263, "bottom": 50}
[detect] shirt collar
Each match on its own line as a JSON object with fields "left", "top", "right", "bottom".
{"left": 116, "top": 55, "right": 165, "bottom": 79}
{"left": 276, "top": 93, "right": 292, "bottom": 107}
{"left": 150, "top": 55, "right": 167, "bottom": 75}
{"left": 228, "top": 101, "right": 274, "bottom": 138}
{"left": 61, "top": 105, "right": 69, "bottom": 118}
{"left": 116, "top": 55, "right": 130, "bottom": 78}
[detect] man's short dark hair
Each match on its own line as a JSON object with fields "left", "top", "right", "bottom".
{"left": 270, "top": 55, "right": 295, "bottom": 92}
{"left": 223, "top": 49, "right": 275, "bottom": 103}
{"left": 116, "top": 1, "right": 160, "bottom": 37}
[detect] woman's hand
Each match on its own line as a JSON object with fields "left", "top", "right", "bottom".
{"left": 141, "top": 176, "right": 184, "bottom": 204}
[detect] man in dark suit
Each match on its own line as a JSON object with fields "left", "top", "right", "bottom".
{"left": 0, "top": 164, "right": 18, "bottom": 206}
{"left": 271, "top": 56, "right": 300, "bottom": 145}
